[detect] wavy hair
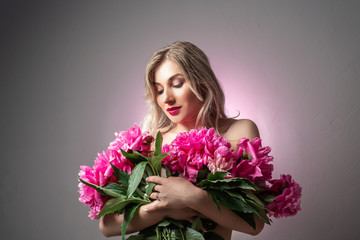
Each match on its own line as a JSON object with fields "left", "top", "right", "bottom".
{"left": 142, "top": 41, "right": 231, "bottom": 134}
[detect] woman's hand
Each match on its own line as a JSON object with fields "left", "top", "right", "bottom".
{"left": 144, "top": 176, "right": 201, "bottom": 221}
{"left": 145, "top": 200, "right": 199, "bottom": 222}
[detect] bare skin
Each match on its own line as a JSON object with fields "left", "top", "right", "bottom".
{"left": 99, "top": 119, "right": 265, "bottom": 239}
{"left": 99, "top": 60, "right": 264, "bottom": 238}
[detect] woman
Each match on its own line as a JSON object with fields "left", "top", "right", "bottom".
{"left": 99, "top": 41, "right": 264, "bottom": 239}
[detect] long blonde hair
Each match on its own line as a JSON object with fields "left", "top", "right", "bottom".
{"left": 142, "top": 41, "right": 231, "bottom": 134}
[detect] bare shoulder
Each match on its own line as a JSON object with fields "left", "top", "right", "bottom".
{"left": 222, "top": 119, "right": 260, "bottom": 142}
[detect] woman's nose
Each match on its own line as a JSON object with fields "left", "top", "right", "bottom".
{"left": 163, "top": 88, "right": 175, "bottom": 105}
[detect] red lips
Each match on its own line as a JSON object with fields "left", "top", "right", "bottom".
{"left": 167, "top": 106, "right": 182, "bottom": 115}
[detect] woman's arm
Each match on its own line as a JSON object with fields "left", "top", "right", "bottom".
{"left": 99, "top": 199, "right": 198, "bottom": 237}
{"left": 100, "top": 119, "right": 264, "bottom": 237}
{"left": 99, "top": 205, "right": 163, "bottom": 237}
{"left": 146, "top": 119, "right": 264, "bottom": 236}
{"left": 145, "top": 176, "right": 264, "bottom": 236}
{"left": 188, "top": 185, "right": 265, "bottom": 235}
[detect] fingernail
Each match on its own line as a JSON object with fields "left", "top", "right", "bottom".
{"left": 144, "top": 208, "right": 148, "bottom": 212}
{"left": 144, "top": 193, "right": 148, "bottom": 197}
{"left": 146, "top": 177, "right": 148, "bottom": 181}
{"left": 145, "top": 184, "right": 149, "bottom": 189}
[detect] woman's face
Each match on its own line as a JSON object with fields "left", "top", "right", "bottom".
{"left": 154, "top": 60, "right": 203, "bottom": 128}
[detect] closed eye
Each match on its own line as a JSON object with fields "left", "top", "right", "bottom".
{"left": 173, "top": 82, "right": 184, "bottom": 88}
{"left": 156, "top": 89, "right": 164, "bottom": 95}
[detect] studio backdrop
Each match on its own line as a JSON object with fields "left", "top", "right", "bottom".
{"left": 1, "top": 1, "right": 360, "bottom": 239}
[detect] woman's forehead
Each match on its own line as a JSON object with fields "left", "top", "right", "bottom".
{"left": 154, "top": 60, "right": 183, "bottom": 83}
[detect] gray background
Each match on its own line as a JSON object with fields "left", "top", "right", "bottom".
{"left": 1, "top": 0, "right": 360, "bottom": 239}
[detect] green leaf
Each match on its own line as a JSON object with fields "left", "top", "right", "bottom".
{"left": 242, "top": 190, "right": 267, "bottom": 210}
{"left": 196, "top": 168, "right": 209, "bottom": 182}
{"left": 207, "top": 171, "right": 228, "bottom": 181}
{"left": 126, "top": 235, "right": 144, "bottom": 240}
{"left": 207, "top": 191, "right": 221, "bottom": 212}
{"left": 223, "top": 190, "right": 249, "bottom": 206}
{"left": 168, "top": 219, "right": 186, "bottom": 228}
{"left": 213, "top": 190, "right": 255, "bottom": 213}
{"left": 200, "top": 178, "right": 262, "bottom": 191}
{"left": 121, "top": 203, "right": 143, "bottom": 240}
{"left": 103, "top": 182, "right": 127, "bottom": 196}
{"left": 79, "top": 178, "right": 124, "bottom": 198}
{"left": 151, "top": 153, "right": 168, "bottom": 175}
{"left": 110, "top": 162, "right": 130, "bottom": 187}
{"left": 134, "top": 150, "right": 153, "bottom": 161}
{"left": 224, "top": 190, "right": 269, "bottom": 223}
{"left": 121, "top": 149, "right": 148, "bottom": 165}
{"left": 184, "top": 227, "right": 204, "bottom": 240}
{"left": 127, "top": 161, "right": 148, "bottom": 198}
{"left": 145, "top": 182, "right": 156, "bottom": 198}
{"left": 170, "top": 229, "right": 180, "bottom": 239}
{"left": 234, "top": 212, "right": 256, "bottom": 230}
{"left": 247, "top": 151, "right": 253, "bottom": 160}
{"left": 241, "top": 192, "right": 271, "bottom": 224}
{"left": 137, "top": 166, "right": 153, "bottom": 197}
{"left": 164, "top": 166, "right": 172, "bottom": 177}
{"left": 135, "top": 187, "right": 145, "bottom": 198}
{"left": 97, "top": 198, "right": 145, "bottom": 218}
{"left": 143, "top": 165, "right": 155, "bottom": 180}
{"left": 242, "top": 150, "right": 253, "bottom": 160}
{"left": 138, "top": 227, "right": 157, "bottom": 238}
{"left": 191, "top": 216, "right": 202, "bottom": 231}
{"left": 253, "top": 209, "right": 271, "bottom": 225}
{"left": 157, "top": 219, "right": 171, "bottom": 227}
{"left": 225, "top": 190, "right": 271, "bottom": 225}
{"left": 154, "top": 131, "right": 163, "bottom": 156}
{"left": 257, "top": 192, "right": 275, "bottom": 205}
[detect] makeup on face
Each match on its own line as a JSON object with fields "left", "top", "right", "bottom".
{"left": 154, "top": 60, "right": 203, "bottom": 127}
{"left": 167, "top": 106, "right": 182, "bottom": 115}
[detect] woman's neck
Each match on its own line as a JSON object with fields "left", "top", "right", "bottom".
{"left": 168, "top": 118, "right": 234, "bottom": 135}
{"left": 172, "top": 125, "right": 195, "bottom": 134}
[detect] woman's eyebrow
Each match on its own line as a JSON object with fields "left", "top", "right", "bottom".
{"left": 168, "top": 73, "right": 183, "bottom": 81}
{"left": 154, "top": 73, "right": 184, "bottom": 84}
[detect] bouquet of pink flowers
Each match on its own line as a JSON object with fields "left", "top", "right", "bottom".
{"left": 78, "top": 125, "right": 302, "bottom": 240}
{"left": 78, "top": 124, "right": 174, "bottom": 239}
{"left": 78, "top": 124, "right": 154, "bottom": 219}
{"left": 160, "top": 128, "right": 301, "bottom": 231}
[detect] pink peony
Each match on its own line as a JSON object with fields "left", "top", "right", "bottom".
{"left": 162, "top": 128, "right": 234, "bottom": 183}
{"left": 78, "top": 165, "right": 109, "bottom": 219}
{"left": 108, "top": 124, "right": 153, "bottom": 153}
{"left": 207, "top": 146, "right": 234, "bottom": 173}
{"left": 266, "top": 174, "right": 302, "bottom": 218}
{"left": 78, "top": 124, "right": 153, "bottom": 219}
{"left": 232, "top": 137, "right": 273, "bottom": 182}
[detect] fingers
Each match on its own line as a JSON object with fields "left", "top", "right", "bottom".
{"left": 146, "top": 177, "right": 165, "bottom": 201}
{"left": 143, "top": 200, "right": 162, "bottom": 212}
{"left": 152, "top": 184, "right": 162, "bottom": 192}
{"left": 146, "top": 175, "right": 166, "bottom": 184}
{"left": 149, "top": 192, "right": 160, "bottom": 201}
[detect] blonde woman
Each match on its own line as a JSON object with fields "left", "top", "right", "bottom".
{"left": 99, "top": 42, "right": 264, "bottom": 239}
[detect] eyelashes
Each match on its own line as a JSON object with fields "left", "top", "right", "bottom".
{"left": 173, "top": 82, "right": 184, "bottom": 88}
{"left": 155, "top": 82, "right": 184, "bottom": 95}
{"left": 156, "top": 89, "right": 164, "bottom": 95}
